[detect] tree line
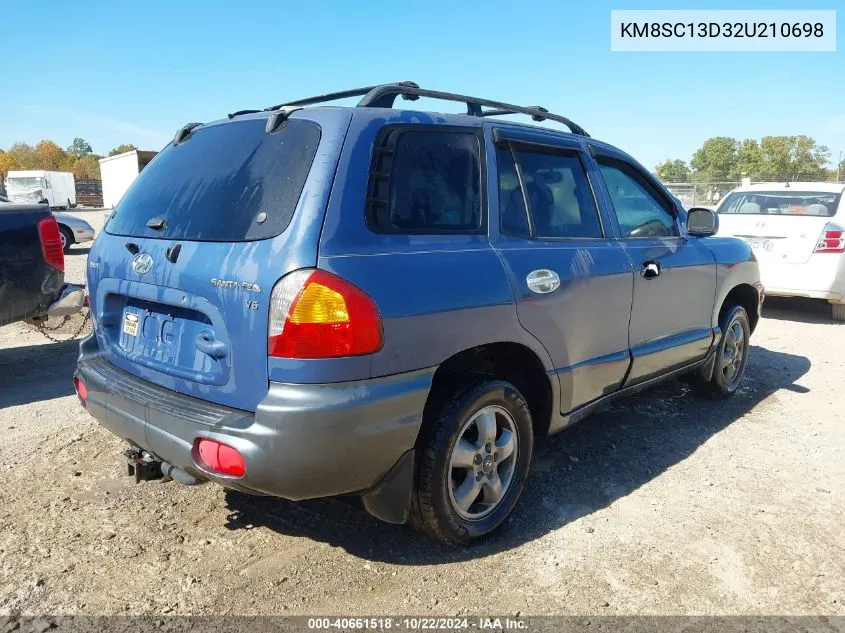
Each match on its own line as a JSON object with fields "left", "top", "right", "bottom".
{"left": 3, "top": 133, "right": 841, "bottom": 186}
{"left": 656, "top": 135, "right": 842, "bottom": 183}
{"left": 0, "top": 139, "right": 137, "bottom": 182}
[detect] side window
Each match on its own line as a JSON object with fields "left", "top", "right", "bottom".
{"left": 367, "top": 129, "right": 482, "bottom": 233}
{"left": 497, "top": 147, "right": 529, "bottom": 237}
{"left": 498, "top": 144, "right": 603, "bottom": 239}
{"left": 597, "top": 161, "right": 678, "bottom": 238}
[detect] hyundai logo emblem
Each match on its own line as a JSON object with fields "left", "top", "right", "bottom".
{"left": 131, "top": 253, "right": 153, "bottom": 275}
{"left": 756, "top": 221, "right": 766, "bottom": 229}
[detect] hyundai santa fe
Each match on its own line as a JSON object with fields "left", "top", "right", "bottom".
{"left": 75, "top": 82, "right": 763, "bottom": 544}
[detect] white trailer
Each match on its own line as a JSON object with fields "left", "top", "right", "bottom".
{"left": 99, "top": 150, "right": 157, "bottom": 209}
{"left": 4, "top": 170, "right": 76, "bottom": 209}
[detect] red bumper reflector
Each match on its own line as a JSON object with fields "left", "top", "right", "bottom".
{"left": 38, "top": 216, "right": 65, "bottom": 272}
{"left": 73, "top": 377, "right": 87, "bottom": 406}
{"left": 195, "top": 438, "right": 245, "bottom": 478}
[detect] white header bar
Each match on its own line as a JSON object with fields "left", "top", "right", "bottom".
{"left": 611, "top": 10, "right": 836, "bottom": 52}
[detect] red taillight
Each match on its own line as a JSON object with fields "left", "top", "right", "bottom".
{"left": 814, "top": 223, "right": 845, "bottom": 254}
{"left": 38, "top": 216, "right": 65, "bottom": 272}
{"left": 268, "top": 269, "right": 383, "bottom": 359}
{"left": 195, "top": 439, "right": 245, "bottom": 478}
{"left": 73, "top": 377, "right": 87, "bottom": 407}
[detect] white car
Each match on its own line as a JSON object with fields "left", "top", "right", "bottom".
{"left": 716, "top": 182, "right": 845, "bottom": 321}
{"left": 52, "top": 212, "right": 96, "bottom": 253}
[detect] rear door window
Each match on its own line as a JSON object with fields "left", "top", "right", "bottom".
{"left": 367, "top": 128, "right": 483, "bottom": 233}
{"left": 498, "top": 145, "right": 603, "bottom": 239}
{"left": 105, "top": 118, "right": 321, "bottom": 242}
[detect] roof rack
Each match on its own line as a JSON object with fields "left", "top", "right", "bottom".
{"left": 480, "top": 106, "right": 550, "bottom": 122}
{"left": 172, "top": 122, "right": 203, "bottom": 145}
{"left": 264, "top": 82, "right": 589, "bottom": 137}
{"left": 264, "top": 83, "right": 420, "bottom": 111}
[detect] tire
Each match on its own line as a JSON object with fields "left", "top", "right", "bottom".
{"left": 409, "top": 379, "right": 534, "bottom": 545}
{"left": 832, "top": 303, "right": 845, "bottom": 322}
{"left": 695, "top": 305, "right": 751, "bottom": 399}
{"left": 59, "top": 226, "right": 73, "bottom": 253}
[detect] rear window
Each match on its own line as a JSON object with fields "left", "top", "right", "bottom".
{"left": 105, "top": 119, "right": 321, "bottom": 242}
{"left": 718, "top": 190, "right": 842, "bottom": 217}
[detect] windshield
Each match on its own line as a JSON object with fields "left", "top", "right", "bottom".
{"left": 718, "top": 190, "right": 841, "bottom": 217}
{"left": 105, "top": 118, "right": 321, "bottom": 242}
{"left": 6, "top": 177, "right": 42, "bottom": 187}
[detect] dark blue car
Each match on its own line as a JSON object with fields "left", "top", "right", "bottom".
{"left": 75, "top": 83, "right": 763, "bottom": 544}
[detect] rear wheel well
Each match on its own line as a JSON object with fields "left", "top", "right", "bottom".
{"left": 720, "top": 284, "right": 759, "bottom": 332}
{"left": 421, "top": 343, "right": 553, "bottom": 440}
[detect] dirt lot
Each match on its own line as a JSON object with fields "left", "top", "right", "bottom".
{"left": 0, "top": 210, "right": 843, "bottom": 616}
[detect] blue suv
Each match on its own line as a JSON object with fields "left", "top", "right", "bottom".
{"left": 75, "top": 82, "right": 763, "bottom": 544}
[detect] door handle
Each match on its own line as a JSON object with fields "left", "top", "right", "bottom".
{"left": 526, "top": 269, "right": 561, "bottom": 294}
{"left": 640, "top": 261, "right": 661, "bottom": 280}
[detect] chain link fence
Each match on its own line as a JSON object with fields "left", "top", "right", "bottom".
{"left": 661, "top": 175, "right": 844, "bottom": 209}
{"left": 660, "top": 182, "right": 739, "bottom": 209}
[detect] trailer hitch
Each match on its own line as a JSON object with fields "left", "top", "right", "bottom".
{"left": 124, "top": 447, "right": 164, "bottom": 483}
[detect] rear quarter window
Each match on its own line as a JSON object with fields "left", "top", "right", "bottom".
{"left": 366, "top": 128, "right": 484, "bottom": 234}
{"left": 105, "top": 118, "right": 321, "bottom": 242}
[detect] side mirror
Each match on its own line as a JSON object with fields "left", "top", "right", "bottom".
{"left": 686, "top": 207, "right": 718, "bottom": 236}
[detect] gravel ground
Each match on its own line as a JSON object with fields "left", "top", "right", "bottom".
{"left": 0, "top": 210, "right": 843, "bottom": 616}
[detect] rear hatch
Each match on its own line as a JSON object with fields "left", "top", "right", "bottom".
{"left": 717, "top": 188, "right": 843, "bottom": 264}
{"left": 86, "top": 111, "right": 349, "bottom": 411}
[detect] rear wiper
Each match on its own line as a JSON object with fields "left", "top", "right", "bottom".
{"left": 146, "top": 217, "right": 167, "bottom": 231}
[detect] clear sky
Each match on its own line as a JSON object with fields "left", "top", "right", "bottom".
{"left": 2, "top": 0, "right": 842, "bottom": 171}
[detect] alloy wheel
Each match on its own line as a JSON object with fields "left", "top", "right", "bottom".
{"left": 447, "top": 405, "right": 518, "bottom": 520}
{"left": 720, "top": 319, "right": 746, "bottom": 390}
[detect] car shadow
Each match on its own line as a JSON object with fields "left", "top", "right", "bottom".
{"left": 223, "top": 344, "right": 811, "bottom": 563}
{"left": 762, "top": 296, "right": 840, "bottom": 325}
{"left": 0, "top": 339, "right": 79, "bottom": 407}
{"left": 68, "top": 246, "right": 91, "bottom": 256}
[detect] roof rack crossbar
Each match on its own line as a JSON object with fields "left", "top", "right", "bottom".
{"left": 357, "top": 85, "right": 588, "bottom": 137}
{"left": 262, "top": 82, "right": 588, "bottom": 137}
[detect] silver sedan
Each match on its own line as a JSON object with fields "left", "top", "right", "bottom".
{"left": 53, "top": 212, "right": 96, "bottom": 253}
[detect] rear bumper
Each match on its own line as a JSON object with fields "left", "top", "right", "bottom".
{"left": 46, "top": 284, "right": 86, "bottom": 318}
{"left": 759, "top": 253, "right": 845, "bottom": 303}
{"left": 75, "top": 335, "right": 434, "bottom": 502}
